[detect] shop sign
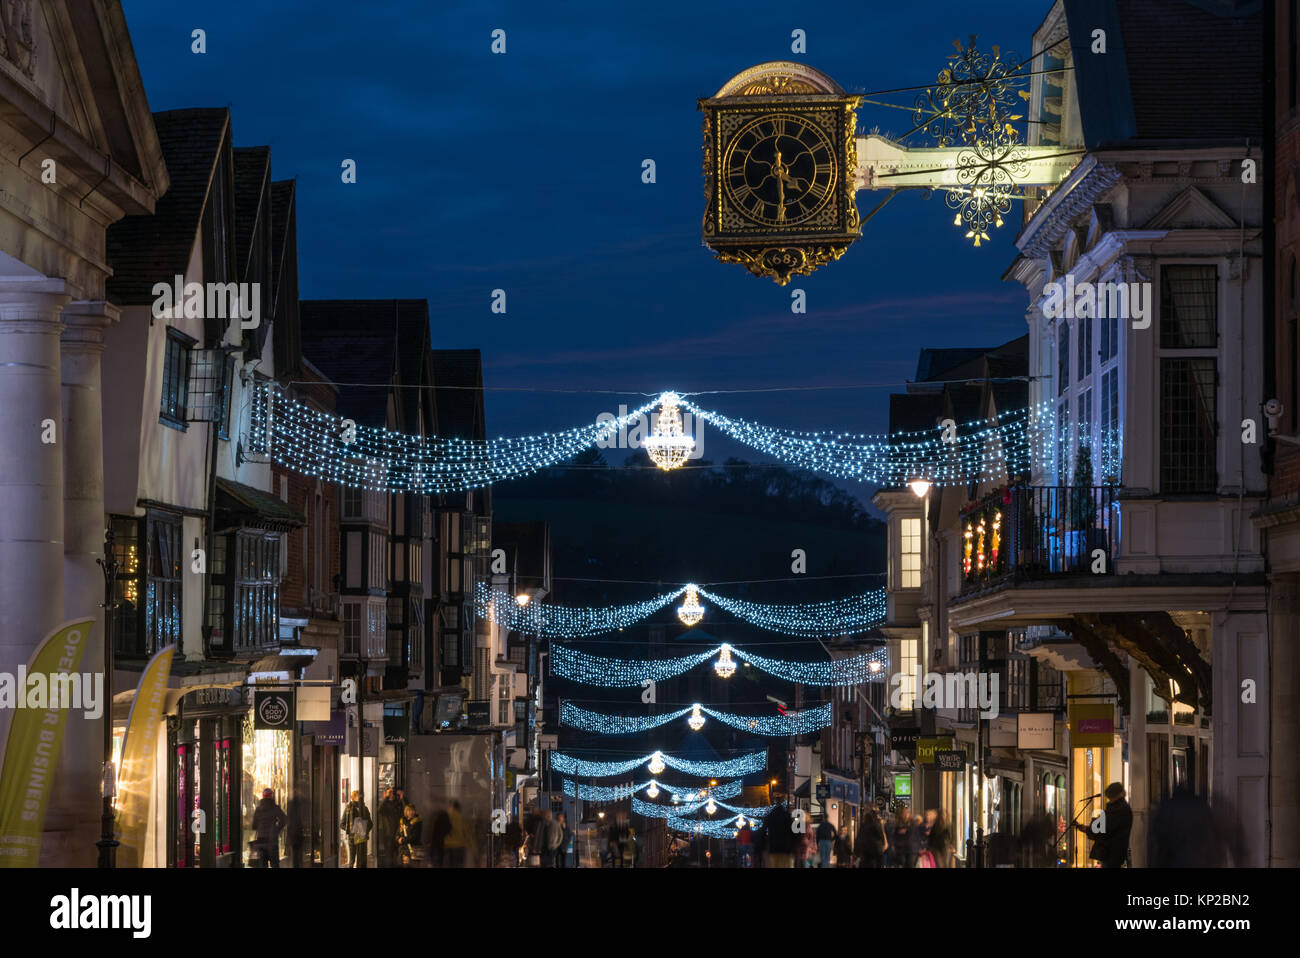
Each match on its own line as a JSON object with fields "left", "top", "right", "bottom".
{"left": 890, "top": 727, "right": 920, "bottom": 755}
{"left": 1069, "top": 703, "right": 1116, "bottom": 748}
{"left": 467, "top": 701, "right": 490, "bottom": 727}
{"left": 893, "top": 773, "right": 912, "bottom": 798}
{"left": 815, "top": 783, "right": 830, "bottom": 801}
{"left": 1017, "top": 712, "right": 1056, "bottom": 749}
{"left": 183, "top": 686, "right": 242, "bottom": 711}
{"left": 254, "top": 689, "right": 294, "bottom": 730}
{"left": 383, "top": 711, "right": 408, "bottom": 745}
{"left": 916, "top": 736, "right": 953, "bottom": 765}
{"left": 303, "top": 711, "right": 344, "bottom": 746}
{"left": 934, "top": 750, "right": 965, "bottom": 771}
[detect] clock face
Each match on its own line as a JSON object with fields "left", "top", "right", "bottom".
{"left": 722, "top": 113, "right": 838, "bottom": 228}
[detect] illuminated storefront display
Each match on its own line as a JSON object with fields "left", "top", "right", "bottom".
{"left": 241, "top": 712, "right": 293, "bottom": 865}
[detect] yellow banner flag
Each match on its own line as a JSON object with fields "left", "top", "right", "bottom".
{"left": 116, "top": 645, "right": 175, "bottom": 868}
{"left": 0, "top": 617, "right": 98, "bottom": 867}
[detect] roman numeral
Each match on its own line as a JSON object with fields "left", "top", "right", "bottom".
{"left": 769, "top": 117, "right": 787, "bottom": 138}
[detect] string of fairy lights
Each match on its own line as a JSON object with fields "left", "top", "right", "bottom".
{"left": 247, "top": 384, "right": 1058, "bottom": 494}
{"left": 475, "top": 583, "right": 886, "bottom": 640}
{"left": 551, "top": 642, "right": 887, "bottom": 688}
{"left": 560, "top": 701, "right": 833, "bottom": 736}
{"left": 560, "top": 779, "right": 745, "bottom": 803}
{"left": 549, "top": 748, "right": 768, "bottom": 780}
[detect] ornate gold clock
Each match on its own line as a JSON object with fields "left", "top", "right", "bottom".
{"left": 701, "top": 62, "right": 861, "bottom": 285}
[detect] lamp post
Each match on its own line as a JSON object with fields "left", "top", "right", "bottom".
{"left": 94, "top": 528, "right": 119, "bottom": 868}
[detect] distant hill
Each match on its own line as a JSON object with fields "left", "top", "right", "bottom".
{"left": 493, "top": 449, "right": 885, "bottom": 606}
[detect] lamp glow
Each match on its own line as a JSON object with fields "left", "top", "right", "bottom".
{"left": 648, "top": 752, "right": 666, "bottom": 776}
{"left": 908, "top": 478, "right": 932, "bottom": 498}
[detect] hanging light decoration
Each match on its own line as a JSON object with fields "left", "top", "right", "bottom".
{"left": 705, "top": 797, "right": 717, "bottom": 816}
{"left": 714, "top": 644, "right": 737, "bottom": 679}
{"left": 646, "top": 781, "right": 659, "bottom": 799}
{"left": 647, "top": 751, "right": 667, "bottom": 776}
{"left": 642, "top": 392, "right": 695, "bottom": 470}
{"left": 677, "top": 584, "right": 705, "bottom": 627}
{"left": 687, "top": 703, "right": 706, "bottom": 731}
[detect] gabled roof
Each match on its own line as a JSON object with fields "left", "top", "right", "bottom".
{"left": 300, "top": 299, "right": 432, "bottom": 432}
{"left": 431, "top": 349, "right": 486, "bottom": 441}
{"left": 270, "top": 180, "right": 296, "bottom": 298}
{"left": 232, "top": 146, "right": 270, "bottom": 274}
{"left": 106, "top": 108, "right": 229, "bottom": 306}
{"left": 1065, "top": 0, "right": 1261, "bottom": 149}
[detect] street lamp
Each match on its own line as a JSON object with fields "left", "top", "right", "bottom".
{"left": 94, "top": 528, "right": 119, "bottom": 868}
{"left": 908, "top": 478, "right": 933, "bottom": 498}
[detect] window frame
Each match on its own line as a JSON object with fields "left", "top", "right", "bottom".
{"left": 160, "top": 327, "right": 197, "bottom": 430}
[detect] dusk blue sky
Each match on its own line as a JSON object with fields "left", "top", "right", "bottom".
{"left": 122, "top": 0, "right": 1048, "bottom": 503}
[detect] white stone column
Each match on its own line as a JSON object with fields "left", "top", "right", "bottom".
{"left": 40, "top": 301, "right": 119, "bottom": 866}
{"left": 0, "top": 276, "right": 69, "bottom": 669}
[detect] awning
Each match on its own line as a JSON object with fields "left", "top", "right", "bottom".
{"left": 215, "top": 477, "right": 305, "bottom": 532}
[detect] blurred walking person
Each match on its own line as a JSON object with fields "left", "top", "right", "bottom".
{"left": 855, "top": 807, "right": 888, "bottom": 868}
{"left": 444, "top": 800, "right": 469, "bottom": 867}
{"left": 250, "top": 788, "right": 287, "bottom": 868}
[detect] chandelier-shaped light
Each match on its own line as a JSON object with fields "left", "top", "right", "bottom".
{"left": 560, "top": 701, "right": 834, "bottom": 737}
{"left": 705, "top": 796, "right": 717, "bottom": 815}
{"left": 687, "top": 703, "right": 706, "bottom": 731}
{"left": 714, "top": 644, "right": 737, "bottom": 679}
{"left": 552, "top": 643, "right": 888, "bottom": 688}
{"left": 647, "top": 751, "right": 667, "bottom": 776}
{"left": 642, "top": 392, "right": 695, "bottom": 470}
{"left": 646, "top": 781, "right": 659, "bottom": 799}
{"left": 677, "top": 585, "right": 704, "bottom": 627}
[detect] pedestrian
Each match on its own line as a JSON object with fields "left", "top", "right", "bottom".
{"left": 341, "top": 790, "right": 372, "bottom": 868}
{"left": 250, "top": 787, "right": 287, "bottom": 868}
{"left": 796, "top": 827, "right": 816, "bottom": 867}
{"left": 834, "top": 825, "right": 854, "bottom": 868}
{"left": 888, "top": 807, "right": 913, "bottom": 867}
{"left": 530, "top": 809, "right": 554, "bottom": 867}
{"left": 397, "top": 804, "right": 423, "bottom": 866}
{"left": 286, "top": 786, "right": 308, "bottom": 868}
{"left": 855, "top": 808, "right": 888, "bottom": 868}
{"left": 430, "top": 806, "right": 451, "bottom": 867}
{"left": 1147, "top": 788, "right": 1244, "bottom": 867}
{"left": 444, "top": 800, "right": 469, "bottom": 867}
{"left": 735, "top": 821, "right": 754, "bottom": 868}
{"left": 925, "top": 808, "right": 953, "bottom": 868}
{"left": 377, "top": 786, "right": 402, "bottom": 868}
{"left": 765, "top": 803, "right": 795, "bottom": 867}
{"left": 1074, "top": 781, "right": 1132, "bottom": 868}
{"left": 554, "top": 812, "right": 572, "bottom": 868}
{"left": 908, "top": 812, "right": 927, "bottom": 866}
{"left": 815, "top": 817, "right": 836, "bottom": 867}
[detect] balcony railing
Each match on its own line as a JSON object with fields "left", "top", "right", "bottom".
{"left": 958, "top": 485, "right": 1119, "bottom": 595}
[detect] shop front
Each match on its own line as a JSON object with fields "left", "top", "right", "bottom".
{"left": 168, "top": 686, "right": 246, "bottom": 868}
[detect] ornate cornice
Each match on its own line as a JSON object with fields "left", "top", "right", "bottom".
{"left": 1018, "top": 160, "right": 1123, "bottom": 259}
